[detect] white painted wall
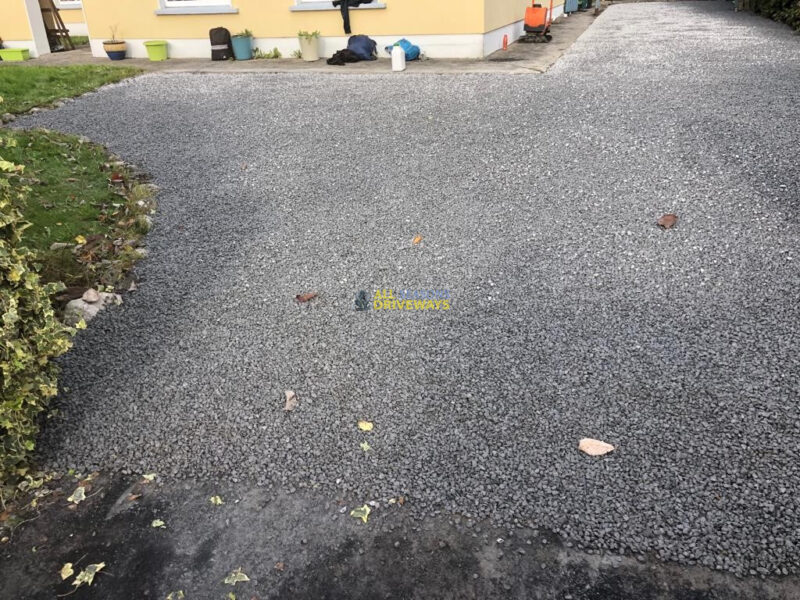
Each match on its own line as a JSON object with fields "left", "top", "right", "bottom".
{"left": 90, "top": 33, "right": 504, "bottom": 60}
{"left": 22, "top": 0, "right": 52, "bottom": 56}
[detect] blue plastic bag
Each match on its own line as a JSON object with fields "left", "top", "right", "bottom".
{"left": 384, "top": 39, "right": 421, "bottom": 61}
{"left": 347, "top": 35, "right": 377, "bottom": 61}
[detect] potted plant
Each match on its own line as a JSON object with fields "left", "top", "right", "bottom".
{"left": 103, "top": 26, "right": 126, "bottom": 60}
{"left": 297, "top": 30, "right": 320, "bottom": 62}
{"left": 231, "top": 29, "right": 254, "bottom": 61}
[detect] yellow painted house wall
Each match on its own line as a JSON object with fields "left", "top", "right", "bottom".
{"left": 59, "top": 6, "right": 85, "bottom": 25}
{"left": 485, "top": 0, "right": 564, "bottom": 32}
{"left": 2, "top": 0, "right": 34, "bottom": 40}
{"left": 81, "top": 0, "right": 484, "bottom": 40}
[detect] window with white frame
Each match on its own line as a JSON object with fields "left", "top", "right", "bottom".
{"left": 55, "top": 0, "right": 82, "bottom": 7}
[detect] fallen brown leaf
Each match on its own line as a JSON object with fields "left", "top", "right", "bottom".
{"left": 295, "top": 292, "right": 317, "bottom": 303}
{"left": 412, "top": 234, "right": 423, "bottom": 245}
{"left": 127, "top": 494, "right": 141, "bottom": 502}
{"left": 284, "top": 390, "right": 298, "bottom": 412}
{"left": 657, "top": 214, "right": 678, "bottom": 229}
{"left": 578, "top": 438, "right": 615, "bottom": 456}
{"left": 274, "top": 562, "right": 285, "bottom": 572}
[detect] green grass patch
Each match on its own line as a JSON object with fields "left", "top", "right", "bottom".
{"left": 3, "top": 130, "right": 111, "bottom": 252}
{"left": 0, "top": 65, "right": 141, "bottom": 115}
{"left": 3, "top": 129, "right": 155, "bottom": 288}
{"left": 69, "top": 35, "right": 90, "bottom": 46}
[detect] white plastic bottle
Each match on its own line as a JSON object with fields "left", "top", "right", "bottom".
{"left": 391, "top": 44, "right": 406, "bottom": 72}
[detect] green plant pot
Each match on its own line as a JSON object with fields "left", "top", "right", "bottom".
{"left": 0, "top": 48, "right": 31, "bottom": 62}
{"left": 144, "top": 40, "right": 168, "bottom": 61}
{"left": 232, "top": 36, "right": 254, "bottom": 60}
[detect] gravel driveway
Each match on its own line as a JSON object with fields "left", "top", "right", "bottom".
{"left": 20, "top": 1, "right": 800, "bottom": 578}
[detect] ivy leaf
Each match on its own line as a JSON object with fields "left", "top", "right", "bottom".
{"left": 67, "top": 486, "right": 86, "bottom": 505}
{"left": 350, "top": 504, "right": 371, "bottom": 524}
{"left": 72, "top": 562, "right": 105, "bottom": 588}
{"left": 223, "top": 567, "right": 250, "bottom": 585}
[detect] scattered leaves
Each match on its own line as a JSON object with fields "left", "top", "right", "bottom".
{"left": 67, "top": 486, "right": 86, "bottom": 505}
{"left": 166, "top": 592, "right": 185, "bottom": 600}
{"left": 412, "top": 234, "right": 423, "bottom": 245}
{"left": 210, "top": 495, "right": 224, "bottom": 506}
{"left": 657, "top": 213, "right": 678, "bottom": 229}
{"left": 60, "top": 562, "right": 74, "bottom": 580}
{"left": 295, "top": 292, "right": 317, "bottom": 303}
{"left": 151, "top": 519, "right": 166, "bottom": 529}
{"left": 388, "top": 496, "right": 406, "bottom": 506}
{"left": 360, "top": 441, "right": 372, "bottom": 452}
{"left": 284, "top": 390, "right": 298, "bottom": 412}
{"left": 72, "top": 562, "right": 105, "bottom": 588}
{"left": 578, "top": 438, "right": 615, "bottom": 456}
{"left": 357, "top": 420, "right": 373, "bottom": 432}
{"left": 224, "top": 567, "right": 250, "bottom": 585}
{"left": 350, "top": 504, "right": 371, "bottom": 524}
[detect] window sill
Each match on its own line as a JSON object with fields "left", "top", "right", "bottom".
{"left": 290, "top": 2, "right": 386, "bottom": 12}
{"left": 155, "top": 6, "right": 239, "bottom": 15}
{"left": 57, "top": 6, "right": 83, "bottom": 11}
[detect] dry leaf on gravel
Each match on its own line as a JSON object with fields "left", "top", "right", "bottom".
{"left": 67, "top": 486, "right": 86, "bottom": 505}
{"left": 284, "top": 390, "right": 298, "bottom": 412}
{"left": 657, "top": 214, "right": 678, "bottom": 229}
{"left": 210, "top": 495, "right": 224, "bottom": 506}
{"left": 142, "top": 473, "right": 156, "bottom": 483}
{"left": 166, "top": 592, "right": 185, "bottom": 600}
{"left": 357, "top": 420, "right": 373, "bottom": 432}
{"left": 295, "top": 292, "right": 317, "bottom": 303}
{"left": 127, "top": 494, "right": 141, "bottom": 502}
{"left": 274, "top": 561, "right": 285, "bottom": 571}
{"left": 151, "top": 519, "right": 166, "bottom": 528}
{"left": 578, "top": 438, "right": 615, "bottom": 456}
{"left": 60, "top": 562, "right": 74, "bottom": 580}
{"left": 72, "top": 562, "right": 105, "bottom": 588}
{"left": 350, "top": 504, "right": 371, "bottom": 523}
{"left": 412, "top": 234, "right": 423, "bottom": 245}
{"left": 224, "top": 567, "right": 250, "bottom": 585}
{"left": 360, "top": 441, "right": 371, "bottom": 452}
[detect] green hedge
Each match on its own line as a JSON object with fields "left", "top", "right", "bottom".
{"left": 751, "top": 0, "right": 800, "bottom": 30}
{"left": 1, "top": 117, "right": 75, "bottom": 485}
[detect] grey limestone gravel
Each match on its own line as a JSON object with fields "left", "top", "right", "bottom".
{"left": 16, "top": 1, "right": 800, "bottom": 577}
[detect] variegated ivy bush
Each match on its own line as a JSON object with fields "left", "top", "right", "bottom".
{"left": 0, "top": 96, "right": 75, "bottom": 485}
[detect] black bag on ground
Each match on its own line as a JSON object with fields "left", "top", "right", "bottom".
{"left": 209, "top": 27, "right": 233, "bottom": 60}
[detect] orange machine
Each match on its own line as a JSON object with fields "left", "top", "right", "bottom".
{"left": 521, "top": 0, "right": 554, "bottom": 43}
